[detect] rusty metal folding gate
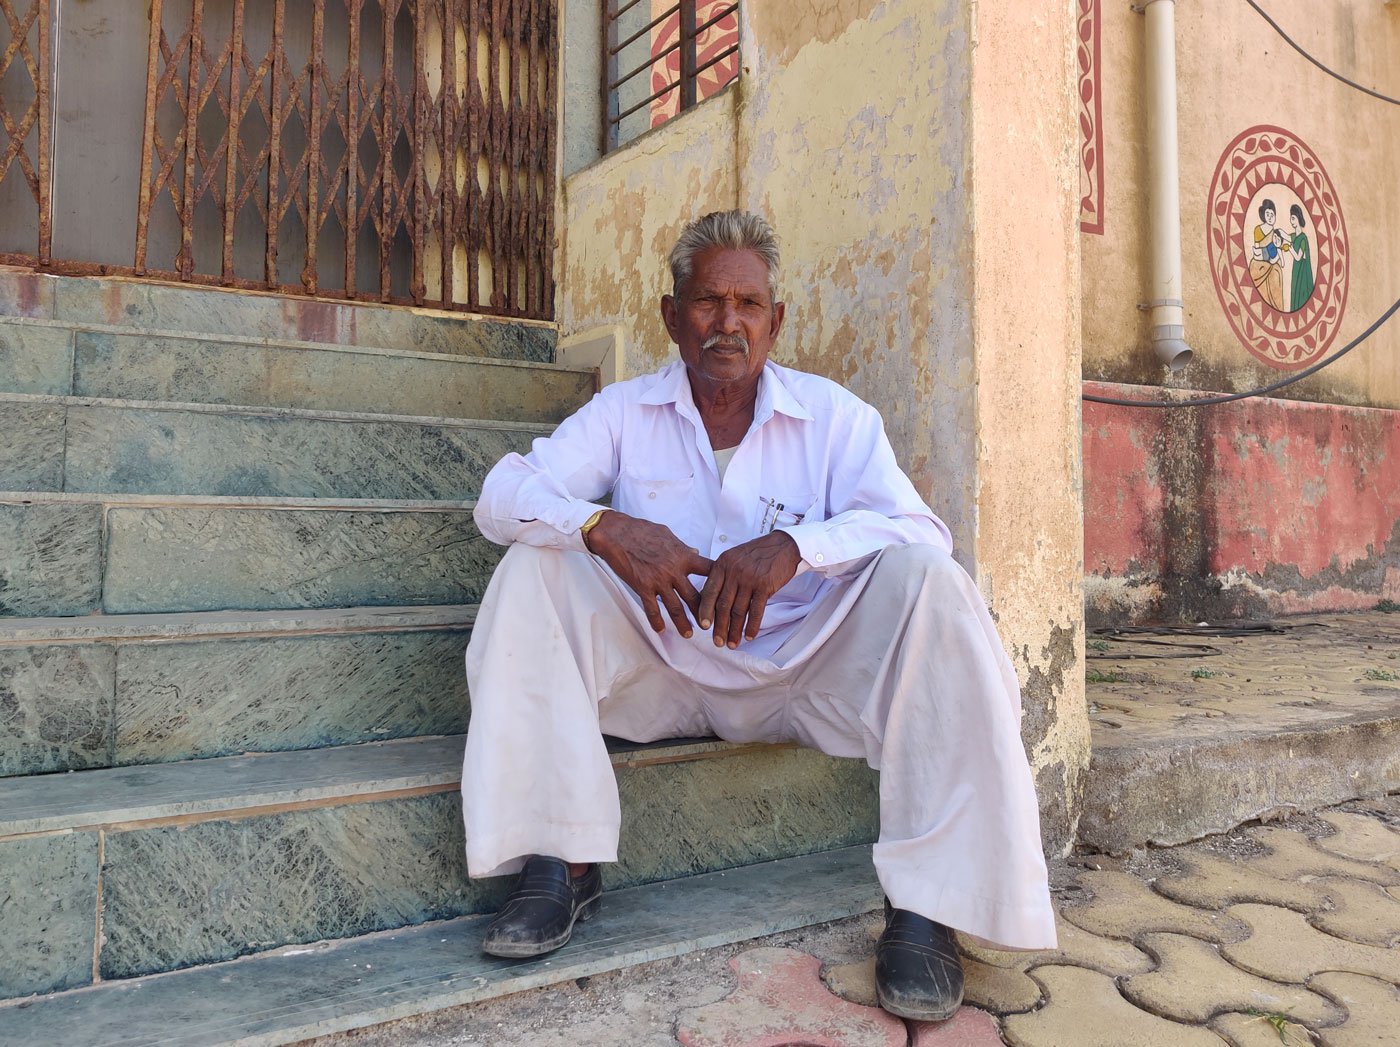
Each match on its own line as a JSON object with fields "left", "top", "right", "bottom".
{"left": 0, "top": 0, "right": 557, "bottom": 320}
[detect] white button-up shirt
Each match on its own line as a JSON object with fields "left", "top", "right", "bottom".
{"left": 475, "top": 359, "right": 951, "bottom": 648}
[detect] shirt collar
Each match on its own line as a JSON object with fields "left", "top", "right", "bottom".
{"left": 638, "top": 360, "right": 815, "bottom": 422}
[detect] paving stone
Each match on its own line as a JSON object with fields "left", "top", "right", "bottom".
{"left": 112, "top": 628, "right": 472, "bottom": 764}
{"left": 822, "top": 955, "right": 1042, "bottom": 1015}
{"left": 63, "top": 403, "right": 534, "bottom": 500}
{"left": 1308, "top": 877, "right": 1400, "bottom": 949}
{"left": 1060, "top": 870, "right": 1248, "bottom": 944}
{"left": 909, "top": 1007, "right": 1004, "bottom": 1045}
{"left": 99, "top": 792, "right": 488, "bottom": 979}
{"left": 0, "top": 832, "right": 99, "bottom": 997}
{"left": 0, "top": 319, "right": 72, "bottom": 394}
{"left": 1002, "top": 965, "right": 1228, "bottom": 1046}
{"left": 73, "top": 329, "right": 587, "bottom": 423}
{"left": 0, "top": 400, "right": 65, "bottom": 489}
{"left": 1156, "top": 849, "right": 1330, "bottom": 912}
{"left": 1309, "top": 972, "right": 1400, "bottom": 1047}
{"left": 1220, "top": 904, "right": 1400, "bottom": 985}
{"left": 959, "top": 913, "right": 1155, "bottom": 977}
{"left": 675, "top": 947, "right": 906, "bottom": 1047}
{"left": 0, "top": 502, "right": 103, "bottom": 617}
{"left": 1211, "top": 1012, "right": 1318, "bottom": 1046}
{"left": 103, "top": 505, "right": 497, "bottom": 614}
{"left": 52, "top": 278, "right": 555, "bottom": 360}
{"left": 1242, "top": 828, "right": 1400, "bottom": 888}
{"left": 1314, "top": 812, "right": 1400, "bottom": 867}
{"left": 612, "top": 749, "right": 879, "bottom": 888}
{"left": 1122, "top": 932, "right": 1343, "bottom": 1026}
{"left": 0, "top": 643, "right": 116, "bottom": 776}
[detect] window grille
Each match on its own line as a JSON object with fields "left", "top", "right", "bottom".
{"left": 603, "top": 0, "right": 738, "bottom": 152}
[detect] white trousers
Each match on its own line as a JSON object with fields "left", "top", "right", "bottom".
{"left": 461, "top": 542, "right": 1057, "bottom": 950}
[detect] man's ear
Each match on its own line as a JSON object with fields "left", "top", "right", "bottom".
{"left": 769, "top": 300, "right": 786, "bottom": 341}
{"left": 661, "top": 293, "right": 679, "bottom": 342}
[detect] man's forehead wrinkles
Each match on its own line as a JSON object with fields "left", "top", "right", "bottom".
{"left": 687, "top": 281, "right": 769, "bottom": 300}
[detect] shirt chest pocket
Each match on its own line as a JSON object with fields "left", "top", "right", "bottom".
{"left": 614, "top": 469, "right": 696, "bottom": 522}
{"left": 755, "top": 491, "right": 818, "bottom": 534}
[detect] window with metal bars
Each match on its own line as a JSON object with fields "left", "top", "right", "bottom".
{"left": 602, "top": 0, "right": 739, "bottom": 152}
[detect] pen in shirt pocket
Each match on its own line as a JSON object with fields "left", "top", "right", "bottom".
{"left": 759, "top": 495, "right": 804, "bottom": 533}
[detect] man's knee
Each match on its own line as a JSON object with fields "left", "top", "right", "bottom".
{"left": 876, "top": 543, "right": 961, "bottom": 587}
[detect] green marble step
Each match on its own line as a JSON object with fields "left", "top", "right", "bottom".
{"left": 0, "top": 392, "right": 549, "bottom": 500}
{"left": 0, "top": 315, "right": 593, "bottom": 422}
{"left": 0, "top": 736, "right": 879, "bottom": 1000}
{"left": 0, "top": 492, "right": 498, "bottom": 618}
{"left": 0, "top": 269, "right": 559, "bottom": 362}
{"left": 0, "top": 605, "right": 478, "bottom": 777}
{"left": 0, "top": 847, "right": 882, "bottom": 1047}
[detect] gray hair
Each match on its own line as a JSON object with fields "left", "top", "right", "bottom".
{"left": 668, "top": 210, "right": 780, "bottom": 298}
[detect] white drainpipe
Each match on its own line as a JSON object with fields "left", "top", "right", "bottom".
{"left": 1143, "top": 0, "right": 1192, "bottom": 371}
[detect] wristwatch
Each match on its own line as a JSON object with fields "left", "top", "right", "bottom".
{"left": 579, "top": 508, "right": 610, "bottom": 547}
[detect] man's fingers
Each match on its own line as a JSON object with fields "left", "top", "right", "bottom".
{"left": 640, "top": 587, "right": 667, "bottom": 633}
{"left": 711, "top": 576, "right": 736, "bottom": 646}
{"left": 676, "top": 575, "right": 703, "bottom": 618}
{"left": 660, "top": 588, "right": 693, "bottom": 638}
{"left": 689, "top": 551, "right": 715, "bottom": 576}
{"left": 697, "top": 567, "right": 722, "bottom": 631}
{"left": 744, "top": 591, "right": 768, "bottom": 641}
{"left": 725, "top": 585, "right": 753, "bottom": 648}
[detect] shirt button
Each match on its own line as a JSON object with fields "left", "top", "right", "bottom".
{"left": 814, "top": 554, "right": 825, "bottom": 563}
{"left": 648, "top": 491, "right": 656, "bottom": 499}
{"left": 719, "top": 534, "right": 728, "bottom": 543}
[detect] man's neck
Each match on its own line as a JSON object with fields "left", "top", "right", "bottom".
{"left": 688, "top": 371, "right": 761, "bottom": 447}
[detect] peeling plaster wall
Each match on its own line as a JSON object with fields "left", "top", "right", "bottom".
{"left": 557, "top": 0, "right": 1087, "bottom": 853}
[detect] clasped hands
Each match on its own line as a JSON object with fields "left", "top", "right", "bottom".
{"left": 584, "top": 511, "right": 801, "bottom": 648}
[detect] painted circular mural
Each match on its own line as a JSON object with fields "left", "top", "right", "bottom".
{"left": 1206, "top": 125, "right": 1348, "bottom": 370}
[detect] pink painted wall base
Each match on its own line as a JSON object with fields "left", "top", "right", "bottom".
{"left": 1084, "top": 382, "right": 1400, "bottom": 626}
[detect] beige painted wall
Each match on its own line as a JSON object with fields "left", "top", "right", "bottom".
{"left": 1083, "top": 0, "right": 1400, "bottom": 407}
{"left": 557, "top": 0, "right": 1087, "bottom": 853}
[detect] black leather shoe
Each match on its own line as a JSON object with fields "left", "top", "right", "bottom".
{"left": 874, "top": 903, "right": 965, "bottom": 1021}
{"left": 481, "top": 855, "right": 603, "bottom": 958}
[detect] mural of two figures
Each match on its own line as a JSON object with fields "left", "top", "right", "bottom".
{"left": 1249, "top": 189, "right": 1315, "bottom": 314}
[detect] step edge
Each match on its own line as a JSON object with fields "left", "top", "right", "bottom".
{"left": 0, "top": 390, "right": 558, "bottom": 433}
{"left": 0, "top": 846, "right": 882, "bottom": 1047}
{"left": 0, "top": 268, "right": 562, "bottom": 330}
{"left": 0, "top": 313, "right": 590, "bottom": 374}
{"left": 0, "top": 737, "right": 787, "bottom": 838}
{"left": 0, "top": 604, "right": 479, "bottom": 645}
{"left": 0, "top": 490, "right": 478, "bottom": 512}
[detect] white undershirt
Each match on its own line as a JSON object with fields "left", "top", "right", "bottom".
{"left": 713, "top": 445, "right": 739, "bottom": 483}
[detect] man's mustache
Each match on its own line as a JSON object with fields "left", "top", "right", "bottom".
{"left": 703, "top": 334, "right": 749, "bottom": 354}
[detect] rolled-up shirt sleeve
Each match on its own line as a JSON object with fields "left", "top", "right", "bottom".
{"left": 777, "top": 401, "right": 951, "bottom": 577}
{"left": 473, "top": 389, "right": 620, "bottom": 551}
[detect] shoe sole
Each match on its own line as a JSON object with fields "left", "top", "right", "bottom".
{"left": 876, "top": 984, "right": 963, "bottom": 1023}
{"left": 480, "top": 891, "right": 603, "bottom": 959}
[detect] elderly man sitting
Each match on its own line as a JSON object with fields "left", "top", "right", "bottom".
{"left": 461, "top": 210, "right": 1055, "bottom": 1021}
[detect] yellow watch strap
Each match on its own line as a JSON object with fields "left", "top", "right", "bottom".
{"left": 579, "top": 508, "right": 610, "bottom": 540}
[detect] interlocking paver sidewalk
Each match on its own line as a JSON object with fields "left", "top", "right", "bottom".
{"left": 316, "top": 797, "right": 1400, "bottom": 1047}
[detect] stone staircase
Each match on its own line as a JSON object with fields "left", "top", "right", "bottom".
{"left": 0, "top": 272, "right": 883, "bottom": 1037}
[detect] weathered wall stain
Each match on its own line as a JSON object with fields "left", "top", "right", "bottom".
{"left": 1085, "top": 381, "right": 1400, "bottom": 624}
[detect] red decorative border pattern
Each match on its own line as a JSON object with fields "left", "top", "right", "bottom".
{"left": 1077, "top": 0, "right": 1104, "bottom": 235}
{"left": 1206, "top": 125, "right": 1349, "bottom": 370}
{"left": 649, "top": 2, "right": 740, "bottom": 128}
